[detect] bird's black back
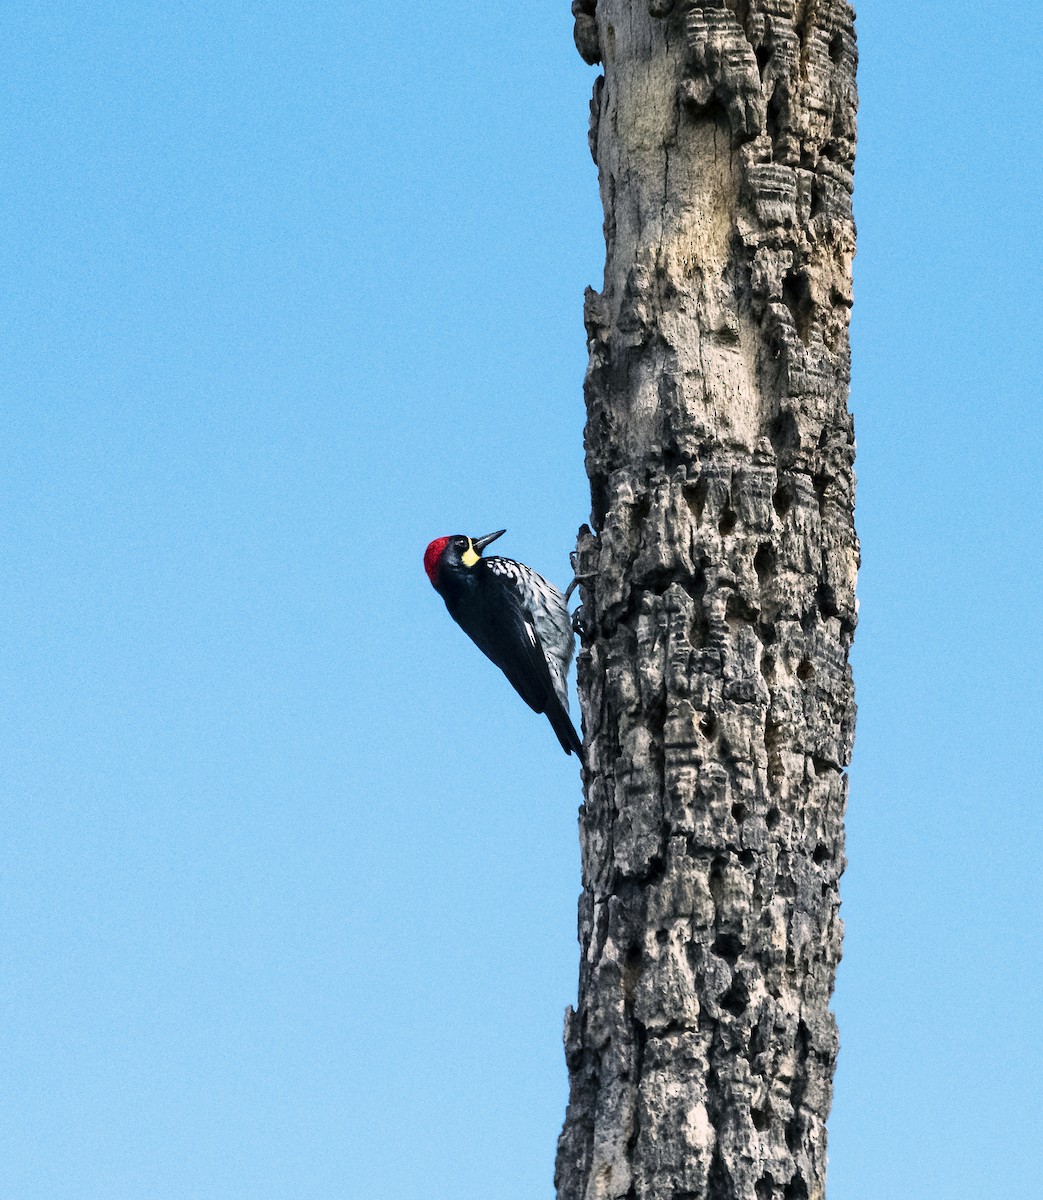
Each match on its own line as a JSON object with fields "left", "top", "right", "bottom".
{"left": 436, "top": 559, "right": 582, "bottom": 755}
{"left": 439, "top": 562, "right": 552, "bottom": 712}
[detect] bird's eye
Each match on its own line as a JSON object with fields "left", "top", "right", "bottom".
{"left": 454, "top": 537, "right": 467, "bottom": 550}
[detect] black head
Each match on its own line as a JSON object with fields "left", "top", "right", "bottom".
{"left": 423, "top": 529, "right": 506, "bottom": 588}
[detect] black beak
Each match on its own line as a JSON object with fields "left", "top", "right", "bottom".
{"left": 472, "top": 529, "right": 506, "bottom": 553}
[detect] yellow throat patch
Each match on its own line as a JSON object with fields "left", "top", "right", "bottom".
{"left": 461, "top": 539, "right": 480, "bottom": 568}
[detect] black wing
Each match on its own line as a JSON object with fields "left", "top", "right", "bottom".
{"left": 458, "top": 569, "right": 558, "bottom": 714}
{"left": 448, "top": 568, "right": 582, "bottom": 756}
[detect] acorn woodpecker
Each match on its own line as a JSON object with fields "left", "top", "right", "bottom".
{"left": 424, "top": 530, "right": 582, "bottom": 756}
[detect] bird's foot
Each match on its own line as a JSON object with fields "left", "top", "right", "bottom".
{"left": 565, "top": 552, "right": 598, "bottom": 603}
{"left": 571, "top": 604, "right": 593, "bottom": 640}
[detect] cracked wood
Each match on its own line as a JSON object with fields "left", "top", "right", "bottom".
{"left": 558, "top": 3, "right": 858, "bottom": 1199}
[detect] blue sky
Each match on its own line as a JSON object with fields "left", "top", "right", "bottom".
{"left": 1, "top": 3, "right": 1039, "bottom": 1198}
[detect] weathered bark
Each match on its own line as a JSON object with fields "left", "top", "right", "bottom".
{"left": 557, "top": 3, "right": 858, "bottom": 1199}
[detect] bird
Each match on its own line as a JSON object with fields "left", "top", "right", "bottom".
{"left": 423, "top": 529, "right": 582, "bottom": 756}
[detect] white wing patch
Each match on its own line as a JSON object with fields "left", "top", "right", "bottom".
{"left": 486, "top": 556, "right": 574, "bottom": 710}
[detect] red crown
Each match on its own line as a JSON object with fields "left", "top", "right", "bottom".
{"left": 423, "top": 536, "right": 450, "bottom": 583}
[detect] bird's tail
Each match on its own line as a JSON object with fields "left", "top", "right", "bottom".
{"left": 546, "top": 695, "right": 583, "bottom": 757}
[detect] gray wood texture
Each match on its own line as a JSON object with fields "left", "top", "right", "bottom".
{"left": 557, "top": 3, "right": 858, "bottom": 1198}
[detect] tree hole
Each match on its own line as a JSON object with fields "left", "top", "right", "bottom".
{"left": 782, "top": 269, "right": 815, "bottom": 344}
{"left": 766, "top": 807, "right": 780, "bottom": 829}
{"left": 829, "top": 32, "right": 845, "bottom": 64}
{"left": 754, "top": 544, "right": 776, "bottom": 585}
{"left": 720, "top": 976, "right": 749, "bottom": 1017}
{"left": 713, "top": 932, "right": 742, "bottom": 961}
{"left": 769, "top": 410, "right": 800, "bottom": 456}
{"left": 766, "top": 85, "right": 786, "bottom": 157}
{"left": 726, "top": 593, "right": 759, "bottom": 623}
{"left": 797, "top": 658, "right": 815, "bottom": 682}
{"left": 772, "top": 484, "right": 793, "bottom": 518}
{"left": 813, "top": 843, "right": 830, "bottom": 864}
{"left": 784, "top": 1174, "right": 809, "bottom": 1200}
{"left": 731, "top": 802, "right": 748, "bottom": 824}
{"left": 816, "top": 582, "right": 839, "bottom": 619}
{"left": 718, "top": 508, "right": 738, "bottom": 535}
{"left": 685, "top": 477, "right": 708, "bottom": 525}
{"left": 709, "top": 857, "right": 726, "bottom": 907}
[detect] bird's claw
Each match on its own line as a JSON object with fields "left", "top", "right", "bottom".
{"left": 565, "top": 568, "right": 598, "bottom": 604}
{"left": 571, "top": 605, "right": 592, "bottom": 639}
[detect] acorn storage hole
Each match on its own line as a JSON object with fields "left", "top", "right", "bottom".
{"left": 772, "top": 484, "right": 793, "bottom": 518}
{"left": 685, "top": 477, "right": 709, "bottom": 525}
{"left": 720, "top": 975, "right": 749, "bottom": 1017}
{"left": 783, "top": 1174, "right": 809, "bottom": 1200}
{"left": 816, "top": 582, "right": 839, "bottom": 619}
{"left": 782, "top": 269, "right": 815, "bottom": 344}
{"left": 713, "top": 932, "right": 742, "bottom": 961}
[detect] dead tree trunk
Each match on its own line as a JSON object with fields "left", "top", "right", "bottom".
{"left": 557, "top": 3, "right": 858, "bottom": 1199}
